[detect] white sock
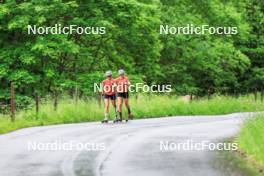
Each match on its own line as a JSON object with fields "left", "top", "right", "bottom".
{"left": 104, "top": 113, "right": 109, "bottom": 120}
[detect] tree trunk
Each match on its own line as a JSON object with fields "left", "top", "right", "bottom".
{"left": 10, "top": 81, "right": 15, "bottom": 122}
{"left": 79, "top": 90, "right": 83, "bottom": 99}
{"left": 234, "top": 89, "right": 237, "bottom": 98}
{"left": 207, "top": 88, "right": 211, "bottom": 100}
{"left": 70, "top": 89, "right": 74, "bottom": 99}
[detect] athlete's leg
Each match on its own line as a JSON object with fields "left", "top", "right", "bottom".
{"left": 117, "top": 96, "right": 123, "bottom": 120}
{"left": 104, "top": 98, "right": 110, "bottom": 120}
{"left": 111, "top": 97, "right": 118, "bottom": 119}
{"left": 124, "top": 98, "right": 132, "bottom": 119}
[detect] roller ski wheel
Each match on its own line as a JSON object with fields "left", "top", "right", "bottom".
{"left": 101, "top": 120, "right": 108, "bottom": 123}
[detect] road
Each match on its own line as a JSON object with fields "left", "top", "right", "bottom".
{"left": 0, "top": 113, "right": 255, "bottom": 176}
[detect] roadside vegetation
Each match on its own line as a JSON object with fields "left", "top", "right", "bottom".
{"left": 0, "top": 94, "right": 264, "bottom": 134}
{"left": 236, "top": 115, "right": 264, "bottom": 172}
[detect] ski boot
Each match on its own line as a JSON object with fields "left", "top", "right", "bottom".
{"left": 114, "top": 117, "right": 123, "bottom": 123}
{"left": 114, "top": 112, "right": 123, "bottom": 123}
{"left": 126, "top": 114, "right": 133, "bottom": 122}
{"left": 113, "top": 114, "right": 119, "bottom": 123}
{"left": 113, "top": 119, "right": 120, "bottom": 123}
{"left": 101, "top": 119, "right": 108, "bottom": 123}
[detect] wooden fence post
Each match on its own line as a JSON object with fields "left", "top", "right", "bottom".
{"left": 98, "top": 92, "right": 102, "bottom": 108}
{"left": 54, "top": 90, "right": 58, "bottom": 111}
{"left": 75, "top": 85, "right": 78, "bottom": 104}
{"left": 10, "top": 81, "right": 15, "bottom": 122}
{"left": 261, "top": 88, "right": 264, "bottom": 102}
{"left": 254, "top": 88, "right": 257, "bottom": 102}
{"left": 35, "top": 91, "right": 39, "bottom": 118}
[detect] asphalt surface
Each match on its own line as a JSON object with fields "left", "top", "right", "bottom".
{"left": 0, "top": 113, "right": 255, "bottom": 176}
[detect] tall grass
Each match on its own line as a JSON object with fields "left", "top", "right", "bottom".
{"left": 237, "top": 116, "right": 264, "bottom": 168}
{"left": 131, "top": 95, "right": 264, "bottom": 117}
{"left": 0, "top": 94, "right": 264, "bottom": 134}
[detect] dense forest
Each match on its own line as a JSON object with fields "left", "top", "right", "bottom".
{"left": 0, "top": 0, "right": 263, "bottom": 109}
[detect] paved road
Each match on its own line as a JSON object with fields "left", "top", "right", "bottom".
{"left": 0, "top": 113, "right": 255, "bottom": 176}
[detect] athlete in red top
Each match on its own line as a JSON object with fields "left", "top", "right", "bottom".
{"left": 115, "top": 69, "right": 132, "bottom": 121}
{"left": 101, "top": 70, "right": 117, "bottom": 123}
{"left": 116, "top": 75, "right": 130, "bottom": 93}
{"left": 102, "top": 78, "right": 116, "bottom": 96}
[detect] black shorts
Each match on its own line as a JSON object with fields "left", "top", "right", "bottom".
{"left": 104, "top": 94, "right": 116, "bottom": 100}
{"left": 117, "top": 92, "right": 129, "bottom": 99}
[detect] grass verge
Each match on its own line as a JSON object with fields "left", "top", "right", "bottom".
{"left": 236, "top": 115, "right": 264, "bottom": 174}
{"left": 0, "top": 94, "right": 264, "bottom": 134}
{"left": 217, "top": 149, "right": 262, "bottom": 176}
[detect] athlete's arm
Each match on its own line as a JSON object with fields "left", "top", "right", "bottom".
{"left": 113, "top": 79, "right": 117, "bottom": 93}
{"left": 102, "top": 81, "right": 105, "bottom": 94}
{"left": 127, "top": 77, "right": 131, "bottom": 86}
